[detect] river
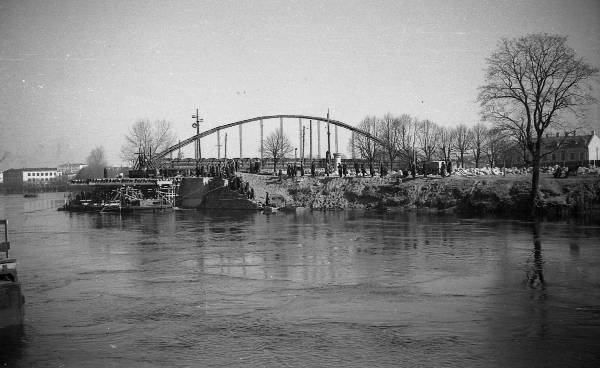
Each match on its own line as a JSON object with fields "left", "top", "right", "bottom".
{"left": 1, "top": 192, "right": 599, "bottom": 367}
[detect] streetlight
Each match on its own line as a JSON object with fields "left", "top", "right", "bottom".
{"left": 295, "top": 148, "right": 298, "bottom": 162}
{"left": 192, "top": 109, "right": 203, "bottom": 176}
{"left": 192, "top": 109, "right": 203, "bottom": 160}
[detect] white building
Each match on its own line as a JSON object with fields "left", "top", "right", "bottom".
{"left": 20, "top": 168, "right": 61, "bottom": 182}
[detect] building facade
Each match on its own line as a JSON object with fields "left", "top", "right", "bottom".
{"left": 540, "top": 131, "right": 600, "bottom": 166}
{"left": 1, "top": 167, "right": 62, "bottom": 192}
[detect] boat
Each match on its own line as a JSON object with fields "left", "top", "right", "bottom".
{"left": 263, "top": 205, "right": 279, "bottom": 214}
{"left": 0, "top": 219, "right": 25, "bottom": 329}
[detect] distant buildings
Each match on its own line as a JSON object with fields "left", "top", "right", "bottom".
{"left": 540, "top": 131, "right": 600, "bottom": 166}
{"left": 57, "top": 163, "right": 87, "bottom": 179}
{"left": 1, "top": 167, "right": 63, "bottom": 193}
{"left": 1, "top": 164, "right": 88, "bottom": 193}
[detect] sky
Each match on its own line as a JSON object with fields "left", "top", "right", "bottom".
{"left": 1, "top": 0, "right": 599, "bottom": 168}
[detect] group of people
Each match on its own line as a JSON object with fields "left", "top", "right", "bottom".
{"left": 228, "top": 175, "right": 255, "bottom": 199}
{"left": 196, "top": 160, "right": 240, "bottom": 178}
{"left": 277, "top": 160, "right": 390, "bottom": 178}
{"left": 285, "top": 163, "right": 305, "bottom": 177}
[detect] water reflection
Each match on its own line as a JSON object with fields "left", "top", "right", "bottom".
{"left": 526, "top": 221, "right": 545, "bottom": 288}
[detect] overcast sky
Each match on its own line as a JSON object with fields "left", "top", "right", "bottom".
{"left": 1, "top": 0, "right": 599, "bottom": 168}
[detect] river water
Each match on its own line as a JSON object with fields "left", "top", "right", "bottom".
{"left": 0, "top": 192, "right": 599, "bottom": 367}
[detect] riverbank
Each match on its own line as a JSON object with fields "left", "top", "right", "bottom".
{"left": 240, "top": 172, "right": 600, "bottom": 217}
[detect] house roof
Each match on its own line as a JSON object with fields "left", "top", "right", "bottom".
{"left": 3, "top": 167, "right": 58, "bottom": 173}
{"left": 21, "top": 167, "right": 59, "bottom": 171}
{"left": 540, "top": 134, "right": 594, "bottom": 150}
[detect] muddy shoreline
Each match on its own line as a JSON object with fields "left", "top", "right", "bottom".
{"left": 241, "top": 172, "right": 600, "bottom": 219}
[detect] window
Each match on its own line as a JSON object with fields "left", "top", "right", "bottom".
{"left": 570, "top": 152, "right": 575, "bottom": 160}
{"left": 551, "top": 154, "right": 556, "bottom": 161}
{"left": 28, "top": 173, "right": 31, "bottom": 176}
{"left": 580, "top": 152, "right": 584, "bottom": 160}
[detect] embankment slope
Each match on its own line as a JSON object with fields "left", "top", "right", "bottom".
{"left": 240, "top": 173, "right": 600, "bottom": 216}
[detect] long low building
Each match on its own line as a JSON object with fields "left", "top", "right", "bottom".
{"left": 1, "top": 167, "right": 62, "bottom": 192}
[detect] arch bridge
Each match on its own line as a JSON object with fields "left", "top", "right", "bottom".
{"left": 154, "top": 114, "right": 382, "bottom": 164}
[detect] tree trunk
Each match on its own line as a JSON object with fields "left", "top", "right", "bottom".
{"left": 530, "top": 153, "right": 541, "bottom": 217}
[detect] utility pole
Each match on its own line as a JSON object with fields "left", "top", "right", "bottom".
{"left": 309, "top": 120, "right": 313, "bottom": 162}
{"left": 224, "top": 133, "right": 228, "bottom": 159}
{"left": 317, "top": 121, "right": 321, "bottom": 159}
{"left": 326, "top": 109, "right": 331, "bottom": 165}
{"left": 217, "top": 130, "right": 221, "bottom": 159}
{"left": 335, "top": 125, "right": 338, "bottom": 154}
{"left": 302, "top": 126, "right": 306, "bottom": 165}
{"left": 239, "top": 124, "right": 243, "bottom": 159}
{"left": 260, "top": 119, "right": 264, "bottom": 161}
{"left": 192, "top": 109, "right": 203, "bottom": 160}
{"left": 298, "top": 118, "right": 302, "bottom": 160}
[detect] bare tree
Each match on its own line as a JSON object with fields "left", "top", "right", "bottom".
{"left": 478, "top": 33, "right": 598, "bottom": 210}
{"left": 352, "top": 116, "right": 382, "bottom": 163}
{"left": 121, "top": 119, "right": 176, "bottom": 164}
{"left": 470, "top": 122, "right": 489, "bottom": 168}
{"left": 485, "top": 127, "right": 509, "bottom": 167}
{"left": 263, "top": 129, "right": 294, "bottom": 172}
{"left": 418, "top": 119, "right": 439, "bottom": 162}
{"left": 396, "top": 114, "right": 417, "bottom": 168}
{"left": 453, "top": 124, "right": 473, "bottom": 168}
{"left": 376, "top": 113, "right": 402, "bottom": 169}
{"left": 438, "top": 126, "right": 456, "bottom": 165}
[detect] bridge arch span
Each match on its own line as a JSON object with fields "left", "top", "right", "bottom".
{"left": 155, "top": 114, "right": 382, "bottom": 160}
